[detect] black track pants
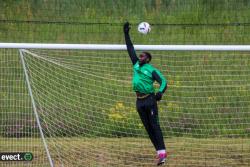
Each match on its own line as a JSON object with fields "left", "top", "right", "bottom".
{"left": 136, "top": 94, "right": 166, "bottom": 151}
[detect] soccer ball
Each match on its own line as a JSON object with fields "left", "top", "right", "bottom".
{"left": 138, "top": 22, "right": 151, "bottom": 34}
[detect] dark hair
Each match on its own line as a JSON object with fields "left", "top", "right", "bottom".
{"left": 142, "top": 52, "right": 152, "bottom": 62}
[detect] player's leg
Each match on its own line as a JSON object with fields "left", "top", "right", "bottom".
{"left": 137, "top": 95, "right": 167, "bottom": 166}
{"left": 148, "top": 104, "right": 166, "bottom": 150}
{"left": 145, "top": 96, "right": 167, "bottom": 165}
{"left": 136, "top": 98, "right": 159, "bottom": 150}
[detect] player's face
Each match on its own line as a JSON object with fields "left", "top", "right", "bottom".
{"left": 139, "top": 53, "right": 148, "bottom": 65}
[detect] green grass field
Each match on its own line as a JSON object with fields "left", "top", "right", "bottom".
{"left": 1, "top": 1, "right": 250, "bottom": 166}
{"left": 1, "top": 137, "right": 250, "bottom": 167}
{"left": 1, "top": 0, "right": 250, "bottom": 44}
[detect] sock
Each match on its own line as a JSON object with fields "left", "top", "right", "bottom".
{"left": 157, "top": 149, "right": 166, "bottom": 155}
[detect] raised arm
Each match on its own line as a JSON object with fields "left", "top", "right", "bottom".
{"left": 123, "top": 22, "right": 138, "bottom": 65}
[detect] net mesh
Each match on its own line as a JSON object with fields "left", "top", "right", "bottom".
{"left": 1, "top": 0, "right": 250, "bottom": 166}
{"left": 0, "top": 49, "right": 50, "bottom": 166}
{"left": 1, "top": 48, "right": 249, "bottom": 166}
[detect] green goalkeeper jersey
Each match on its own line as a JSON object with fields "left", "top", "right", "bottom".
{"left": 124, "top": 30, "right": 167, "bottom": 95}
{"left": 132, "top": 61, "right": 167, "bottom": 94}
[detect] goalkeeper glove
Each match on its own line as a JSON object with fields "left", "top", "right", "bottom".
{"left": 123, "top": 22, "right": 130, "bottom": 34}
{"left": 155, "top": 92, "right": 163, "bottom": 101}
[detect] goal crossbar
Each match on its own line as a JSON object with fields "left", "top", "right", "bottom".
{"left": 1, "top": 43, "right": 250, "bottom": 51}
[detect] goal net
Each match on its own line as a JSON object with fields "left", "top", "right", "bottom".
{"left": 0, "top": 43, "right": 250, "bottom": 167}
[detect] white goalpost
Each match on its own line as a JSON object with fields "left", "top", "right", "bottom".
{"left": 0, "top": 43, "right": 250, "bottom": 167}
{"left": 2, "top": 43, "right": 250, "bottom": 50}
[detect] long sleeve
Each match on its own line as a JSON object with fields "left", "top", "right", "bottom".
{"left": 124, "top": 32, "right": 138, "bottom": 65}
{"left": 152, "top": 70, "right": 168, "bottom": 93}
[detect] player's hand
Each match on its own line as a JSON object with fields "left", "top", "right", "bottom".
{"left": 155, "top": 92, "right": 163, "bottom": 101}
{"left": 123, "top": 22, "right": 130, "bottom": 34}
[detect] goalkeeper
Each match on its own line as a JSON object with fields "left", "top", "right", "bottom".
{"left": 123, "top": 22, "right": 168, "bottom": 166}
